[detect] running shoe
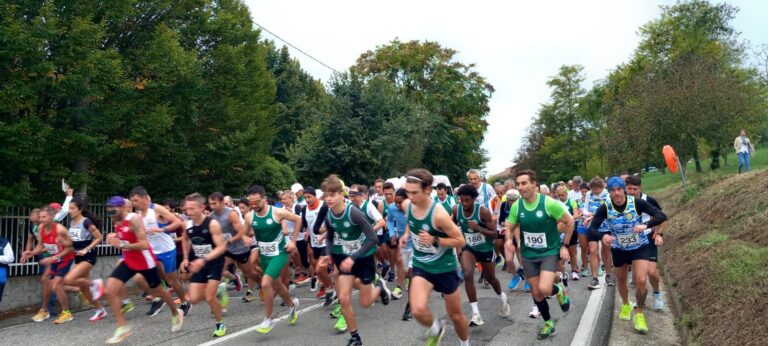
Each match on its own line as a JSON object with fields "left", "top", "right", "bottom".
{"left": 233, "top": 275, "right": 243, "bottom": 292}
{"left": 212, "top": 323, "right": 226, "bottom": 337}
{"left": 605, "top": 275, "right": 616, "bottom": 286}
{"left": 381, "top": 264, "right": 390, "bottom": 279}
{"left": 587, "top": 277, "right": 601, "bottom": 290}
{"left": 392, "top": 286, "right": 403, "bottom": 300}
{"left": 316, "top": 287, "right": 326, "bottom": 299}
{"left": 571, "top": 271, "right": 580, "bottom": 281}
{"left": 653, "top": 292, "right": 665, "bottom": 311}
{"left": 171, "top": 309, "right": 184, "bottom": 332}
{"left": 425, "top": 320, "right": 445, "bottom": 346}
{"left": 377, "top": 279, "right": 391, "bottom": 305}
{"left": 580, "top": 267, "right": 590, "bottom": 277}
{"left": 89, "top": 308, "right": 108, "bottom": 322}
{"left": 334, "top": 315, "right": 347, "bottom": 332}
{"left": 296, "top": 274, "right": 311, "bottom": 285}
{"left": 90, "top": 278, "right": 104, "bottom": 301}
{"left": 508, "top": 275, "right": 521, "bottom": 290}
{"left": 324, "top": 290, "right": 338, "bottom": 307}
{"left": 289, "top": 298, "right": 299, "bottom": 325}
{"left": 121, "top": 301, "right": 135, "bottom": 314}
{"left": 524, "top": 282, "right": 531, "bottom": 292}
{"left": 633, "top": 312, "right": 648, "bottom": 333}
{"left": 32, "top": 309, "right": 50, "bottom": 322}
{"left": 529, "top": 304, "right": 540, "bottom": 318}
{"left": 106, "top": 325, "right": 133, "bottom": 344}
{"left": 499, "top": 292, "right": 511, "bottom": 317}
{"left": 54, "top": 310, "right": 73, "bottom": 324}
{"left": 387, "top": 271, "right": 395, "bottom": 282}
{"left": 402, "top": 303, "right": 412, "bottom": 321}
{"left": 288, "top": 282, "right": 296, "bottom": 292}
{"left": 619, "top": 303, "right": 632, "bottom": 320}
{"left": 256, "top": 319, "right": 274, "bottom": 334}
{"left": 346, "top": 335, "right": 362, "bottom": 346}
{"left": 330, "top": 304, "right": 342, "bottom": 318}
{"left": 538, "top": 320, "right": 556, "bottom": 340}
{"left": 242, "top": 290, "right": 254, "bottom": 303}
{"left": 469, "top": 312, "right": 484, "bottom": 326}
{"left": 562, "top": 272, "right": 569, "bottom": 287}
{"left": 180, "top": 301, "right": 191, "bottom": 317}
{"left": 147, "top": 299, "right": 165, "bottom": 317}
{"left": 555, "top": 283, "right": 570, "bottom": 312}
{"left": 310, "top": 277, "right": 318, "bottom": 292}
{"left": 495, "top": 255, "right": 504, "bottom": 268}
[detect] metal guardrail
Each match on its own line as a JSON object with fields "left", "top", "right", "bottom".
{"left": 0, "top": 204, "right": 121, "bottom": 277}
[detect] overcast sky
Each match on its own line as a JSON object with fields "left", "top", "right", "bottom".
{"left": 244, "top": 0, "right": 767, "bottom": 176}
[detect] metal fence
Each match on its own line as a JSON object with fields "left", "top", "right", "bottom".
{"left": 0, "top": 204, "right": 121, "bottom": 277}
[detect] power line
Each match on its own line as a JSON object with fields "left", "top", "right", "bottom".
{"left": 253, "top": 20, "right": 342, "bottom": 75}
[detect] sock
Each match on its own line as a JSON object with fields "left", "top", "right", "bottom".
{"left": 216, "top": 320, "right": 223, "bottom": 328}
{"left": 460, "top": 339, "right": 470, "bottom": 346}
{"left": 122, "top": 298, "right": 130, "bottom": 305}
{"left": 498, "top": 293, "right": 505, "bottom": 302}
{"left": 535, "top": 299, "right": 551, "bottom": 321}
{"left": 552, "top": 284, "right": 560, "bottom": 296}
{"left": 429, "top": 320, "right": 441, "bottom": 336}
{"left": 246, "top": 289, "right": 252, "bottom": 295}
{"left": 350, "top": 330, "right": 360, "bottom": 340}
{"left": 470, "top": 302, "right": 479, "bottom": 314}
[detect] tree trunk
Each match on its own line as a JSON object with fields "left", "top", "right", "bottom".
{"left": 693, "top": 151, "right": 703, "bottom": 173}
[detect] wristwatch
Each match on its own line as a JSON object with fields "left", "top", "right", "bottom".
{"left": 432, "top": 237, "right": 439, "bottom": 248}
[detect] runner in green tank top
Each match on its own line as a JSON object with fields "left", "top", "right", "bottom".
{"left": 349, "top": 185, "right": 390, "bottom": 285}
{"left": 556, "top": 185, "right": 582, "bottom": 285}
{"left": 453, "top": 185, "right": 510, "bottom": 328}
{"left": 505, "top": 170, "right": 574, "bottom": 340}
{"left": 398, "top": 169, "right": 469, "bottom": 346}
{"left": 244, "top": 185, "right": 302, "bottom": 335}
{"left": 321, "top": 176, "right": 391, "bottom": 346}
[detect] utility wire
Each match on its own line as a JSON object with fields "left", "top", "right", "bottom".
{"left": 253, "top": 20, "right": 342, "bottom": 75}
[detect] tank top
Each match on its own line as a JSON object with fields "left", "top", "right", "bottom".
{"left": 457, "top": 203, "right": 494, "bottom": 252}
{"left": 306, "top": 201, "right": 326, "bottom": 248}
{"left": 186, "top": 216, "right": 224, "bottom": 265}
{"left": 586, "top": 190, "right": 610, "bottom": 232}
{"left": 116, "top": 213, "right": 156, "bottom": 270}
{"left": 68, "top": 217, "right": 95, "bottom": 250}
{"left": 251, "top": 206, "right": 285, "bottom": 257}
{"left": 212, "top": 207, "right": 249, "bottom": 255}
{"left": 407, "top": 202, "right": 456, "bottom": 274}
{"left": 284, "top": 204, "right": 304, "bottom": 241}
{"left": 326, "top": 203, "right": 376, "bottom": 258}
{"left": 606, "top": 196, "right": 648, "bottom": 250}
{"left": 141, "top": 204, "right": 176, "bottom": 254}
{"left": 517, "top": 194, "right": 561, "bottom": 259}
{"left": 40, "top": 223, "right": 74, "bottom": 262}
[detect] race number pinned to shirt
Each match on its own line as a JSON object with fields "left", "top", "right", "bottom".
{"left": 413, "top": 240, "right": 437, "bottom": 254}
{"left": 523, "top": 232, "right": 547, "bottom": 249}
{"left": 310, "top": 233, "right": 325, "bottom": 248}
{"left": 259, "top": 241, "right": 280, "bottom": 257}
{"left": 44, "top": 243, "right": 60, "bottom": 255}
{"left": 340, "top": 240, "right": 361, "bottom": 255}
{"left": 465, "top": 232, "right": 485, "bottom": 247}
{"left": 192, "top": 244, "right": 212, "bottom": 257}
{"left": 616, "top": 233, "right": 641, "bottom": 249}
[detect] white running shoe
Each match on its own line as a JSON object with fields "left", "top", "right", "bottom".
{"left": 499, "top": 292, "right": 511, "bottom": 317}
{"left": 529, "top": 304, "right": 541, "bottom": 318}
{"left": 653, "top": 292, "right": 665, "bottom": 310}
{"left": 469, "top": 312, "right": 484, "bottom": 326}
{"left": 89, "top": 308, "right": 107, "bottom": 322}
{"left": 90, "top": 278, "right": 104, "bottom": 301}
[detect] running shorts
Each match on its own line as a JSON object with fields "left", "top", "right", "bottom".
{"left": 331, "top": 254, "right": 375, "bottom": 285}
{"left": 412, "top": 267, "right": 461, "bottom": 294}
{"left": 522, "top": 254, "right": 559, "bottom": 278}
{"left": 311, "top": 246, "right": 325, "bottom": 260}
{"left": 74, "top": 249, "right": 97, "bottom": 265}
{"left": 48, "top": 259, "right": 73, "bottom": 279}
{"left": 464, "top": 246, "right": 494, "bottom": 263}
{"left": 260, "top": 252, "right": 289, "bottom": 279}
{"left": 225, "top": 251, "right": 250, "bottom": 264}
{"left": 611, "top": 244, "right": 652, "bottom": 268}
{"left": 190, "top": 263, "right": 224, "bottom": 284}
{"left": 110, "top": 261, "right": 162, "bottom": 288}
{"left": 155, "top": 249, "right": 177, "bottom": 274}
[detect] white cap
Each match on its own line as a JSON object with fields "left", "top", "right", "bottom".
{"left": 506, "top": 189, "right": 521, "bottom": 200}
{"left": 291, "top": 183, "right": 304, "bottom": 194}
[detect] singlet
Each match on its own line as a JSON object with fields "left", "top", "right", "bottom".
{"left": 457, "top": 203, "right": 494, "bottom": 252}
{"left": 283, "top": 204, "right": 304, "bottom": 241}
{"left": 305, "top": 201, "right": 326, "bottom": 248}
{"left": 141, "top": 204, "right": 176, "bottom": 254}
{"left": 359, "top": 200, "right": 383, "bottom": 236}
{"left": 434, "top": 195, "right": 456, "bottom": 215}
{"left": 40, "top": 223, "right": 74, "bottom": 262}
{"left": 186, "top": 216, "right": 224, "bottom": 266}
{"left": 327, "top": 203, "right": 376, "bottom": 258}
{"left": 407, "top": 202, "right": 456, "bottom": 274}
{"left": 606, "top": 196, "right": 648, "bottom": 250}
{"left": 211, "top": 207, "right": 249, "bottom": 255}
{"left": 68, "top": 217, "right": 95, "bottom": 250}
{"left": 585, "top": 190, "right": 610, "bottom": 232}
{"left": 251, "top": 206, "right": 286, "bottom": 257}
{"left": 116, "top": 213, "right": 156, "bottom": 270}
{"left": 514, "top": 194, "right": 562, "bottom": 260}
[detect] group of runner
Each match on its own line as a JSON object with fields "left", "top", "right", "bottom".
{"left": 17, "top": 167, "right": 668, "bottom": 345}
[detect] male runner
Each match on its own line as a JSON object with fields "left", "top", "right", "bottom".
{"left": 180, "top": 193, "right": 228, "bottom": 337}
{"left": 555, "top": 186, "right": 581, "bottom": 282}
{"left": 102, "top": 196, "right": 183, "bottom": 344}
{"left": 349, "top": 185, "right": 387, "bottom": 282}
{"left": 245, "top": 185, "right": 302, "bottom": 334}
{"left": 624, "top": 175, "right": 666, "bottom": 310}
{"left": 582, "top": 178, "right": 613, "bottom": 289}
{"left": 466, "top": 169, "right": 497, "bottom": 211}
{"left": 303, "top": 187, "right": 330, "bottom": 297}
{"left": 387, "top": 188, "right": 412, "bottom": 320}
{"left": 453, "top": 185, "right": 510, "bottom": 327}
{"left": 434, "top": 183, "right": 456, "bottom": 214}
{"left": 588, "top": 177, "right": 667, "bottom": 333}
{"left": 322, "top": 175, "right": 390, "bottom": 346}
{"left": 399, "top": 169, "right": 469, "bottom": 346}
{"left": 506, "top": 170, "right": 573, "bottom": 339}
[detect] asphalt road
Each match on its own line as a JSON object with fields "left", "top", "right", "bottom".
{"left": 0, "top": 262, "right": 607, "bottom": 346}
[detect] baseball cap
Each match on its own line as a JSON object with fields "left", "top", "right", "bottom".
{"left": 48, "top": 202, "right": 62, "bottom": 210}
{"left": 106, "top": 196, "right": 126, "bottom": 207}
{"left": 291, "top": 183, "right": 303, "bottom": 194}
{"left": 304, "top": 187, "right": 317, "bottom": 196}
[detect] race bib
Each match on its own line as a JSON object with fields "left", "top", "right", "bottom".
{"left": 464, "top": 232, "right": 485, "bottom": 247}
{"left": 192, "top": 244, "right": 212, "bottom": 257}
{"left": 68, "top": 228, "right": 81, "bottom": 241}
{"left": 523, "top": 232, "right": 547, "bottom": 249}
{"left": 376, "top": 229, "right": 384, "bottom": 236}
{"left": 310, "top": 233, "right": 325, "bottom": 248}
{"left": 617, "top": 233, "right": 642, "bottom": 248}
{"left": 340, "top": 240, "right": 361, "bottom": 255}
{"left": 259, "top": 241, "right": 280, "bottom": 257}
{"left": 413, "top": 240, "right": 437, "bottom": 254}
{"left": 44, "top": 243, "right": 59, "bottom": 255}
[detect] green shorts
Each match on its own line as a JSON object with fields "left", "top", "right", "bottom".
{"left": 260, "top": 252, "right": 289, "bottom": 279}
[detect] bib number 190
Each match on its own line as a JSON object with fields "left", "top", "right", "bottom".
{"left": 524, "top": 232, "right": 547, "bottom": 249}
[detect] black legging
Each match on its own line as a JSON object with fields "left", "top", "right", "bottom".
{"left": 296, "top": 240, "right": 310, "bottom": 269}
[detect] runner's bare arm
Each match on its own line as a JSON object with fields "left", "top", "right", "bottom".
{"left": 475, "top": 206, "right": 498, "bottom": 239}
{"left": 55, "top": 224, "right": 74, "bottom": 257}
{"left": 228, "top": 209, "right": 250, "bottom": 245}
{"left": 206, "top": 219, "right": 227, "bottom": 262}
{"left": 82, "top": 222, "right": 102, "bottom": 254}
{"left": 126, "top": 216, "right": 150, "bottom": 251}
{"left": 431, "top": 205, "right": 465, "bottom": 249}
{"left": 275, "top": 207, "right": 303, "bottom": 243}
{"left": 154, "top": 204, "right": 182, "bottom": 233}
